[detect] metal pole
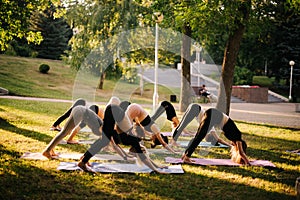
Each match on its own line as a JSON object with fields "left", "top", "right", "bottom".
{"left": 289, "top": 64, "right": 293, "bottom": 101}
{"left": 153, "top": 22, "right": 159, "bottom": 110}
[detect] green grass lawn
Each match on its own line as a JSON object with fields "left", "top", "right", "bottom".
{"left": 0, "top": 55, "right": 300, "bottom": 199}
{"left": 0, "top": 99, "right": 299, "bottom": 200}
{"left": 0, "top": 54, "right": 180, "bottom": 104}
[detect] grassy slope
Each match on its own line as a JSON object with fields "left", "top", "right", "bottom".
{"left": 0, "top": 54, "right": 179, "bottom": 104}
{"left": 0, "top": 55, "right": 300, "bottom": 199}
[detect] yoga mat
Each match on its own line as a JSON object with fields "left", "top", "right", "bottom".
{"left": 286, "top": 150, "right": 300, "bottom": 155}
{"left": 59, "top": 140, "right": 95, "bottom": 144}
{"left": 165, "top": 157, "right": 276, "bottom": 167}
{"left": 162, "top": 132, "right": 193, "bottom": 137}
{"left": 57, "top": 162, "right": 184, "bottom": 174}
{"left": 177, "top": 141, "right": 229, "bottom": 148}
{"left": 20, "top": 152, "right": 126, "bottom": 161}
{"left": 80, "top": 127, "right": 92, "bottom": 132}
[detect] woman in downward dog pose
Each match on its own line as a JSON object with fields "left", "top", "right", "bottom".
{"left": 151, "top": 101, "right": 181, "bottom": 131}
{"left": 125, "top": 103, "right": 177, "bottom": 154}
{"left": 42, "top": 97, "right": 120, "bottom": 158}
{"left": 181, "top": 108, "right": 250, "bottom": 165}
{"left": 78, "top": 104, "right": 170, "bottom": 173}
{"left": 153, "top": 102, "right": 231, "bottom": 147}
{"left": 42, "top": 105, "right": 105, "bottom": 159}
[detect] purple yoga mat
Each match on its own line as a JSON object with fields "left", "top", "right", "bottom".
{"left": 165, "top": 157, "right": 276, "bottom": 167}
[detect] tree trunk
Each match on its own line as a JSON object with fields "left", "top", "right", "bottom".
{"left": 98, "top": 72, "right": 105, "bottom": 89}
{"left": 179, "top": 23, "right": 192, "bottom": 112}
{"left": 216, "top": 0, "right": 251, "bottom": 115}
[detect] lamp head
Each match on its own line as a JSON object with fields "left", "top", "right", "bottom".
{"left": 289, "top": 60, "right": 295, "bottom": 66}
{"left": 152, "top": 12, "right": 163, "bottom": 23}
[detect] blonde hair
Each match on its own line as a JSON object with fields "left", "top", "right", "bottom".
{"left": 230, "top": 145, "right": 244, "bottom": 164}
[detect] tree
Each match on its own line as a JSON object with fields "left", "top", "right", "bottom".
{"left": 0, "top": 0, "right": 60, "bottom": 51}
{"left": 152, "top": 0, "right": 252, "bottom": 114}
{"left": 30, "top": 5, "right": 72, "bottom": 60}
{"left": 65, "top": 0, "right": 145, "bottom": 89}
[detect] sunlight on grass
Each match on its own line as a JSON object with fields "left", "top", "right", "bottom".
{"left": 184, "top": 166, "right": 296, "bottom": 196}
{"left": 0, "top": 99, "right": 299, "bottom": 199}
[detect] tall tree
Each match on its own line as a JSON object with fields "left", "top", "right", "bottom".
{"left": 152, "top": 0, "right": 252, "bottom": 113}
{"left": 65, "top": 0, "right": 144, "bottom": 89}
{"left": 0, "top": 0, "right": 61, "bottom": 51}
{"left": 30, "top": 5, "right": 72, "bottom": 60}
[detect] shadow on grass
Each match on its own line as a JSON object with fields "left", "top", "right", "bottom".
{"left": 109, "top": 170, "right": 296, "bottom": 200}
{"left": 237, "top": 120, "right": 300, "bottom": 131}
{"left": 0, "top": 143, "right": 297, "bottom": 200}
{"left": 0, "top": 145, "right": 121, "bottom": 200}
{"left": 0, "top": 117, "right": 87, "bottom": 153}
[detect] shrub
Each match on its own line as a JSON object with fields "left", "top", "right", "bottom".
{"left": 233, "top": 66, "right": 253, "bottom": 85}
{"left": 39, "top": 64, "right": 50, "bottom": 74}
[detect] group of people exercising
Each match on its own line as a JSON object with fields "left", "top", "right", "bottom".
{"left": 43, "top": 96, "right": 250, "bottom": 173}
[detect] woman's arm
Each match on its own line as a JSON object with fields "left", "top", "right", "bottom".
{"left": 109, "top": 138, "right": 129, "bottom": 160}
{"left": 155, "top": 132, "right": 177, "bottom": 154}
{"left": 236, "top": 141, "right": 251, "bottom": 165}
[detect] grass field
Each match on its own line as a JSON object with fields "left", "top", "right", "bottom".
{"left": 0, "top": 55, "right": 300, "bottom": 199}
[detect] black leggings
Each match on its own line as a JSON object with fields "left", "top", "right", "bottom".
{"left": 185, "top": 108, "right": 242, "bottom": 157}
{"left": 172, "top": 103, "right": 201, "bottom": 141}
{"left": 52, "top": 98, "right": 86, "bottom": 127}
{"left": 151, "top": 101, "right": 177, "bottom": 121}
{"left": 82, "top": 104, "right": 146, "bottom": 163}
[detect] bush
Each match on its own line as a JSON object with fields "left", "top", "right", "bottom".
{"left": 39, "top": 64, "right": 50, "bottom": 74}
{"left": 233, "top": 66, "right": 253, "bottom": 85}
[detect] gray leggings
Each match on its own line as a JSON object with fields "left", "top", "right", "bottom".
{"left": 44, "top": 105, "right": 102, "bottom": 152}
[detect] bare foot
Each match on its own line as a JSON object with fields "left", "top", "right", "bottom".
{"left": 181, "top": 154, "right": 195, "bottom": 164}
{"left": 50, "top": 150, "right": 58, "bottom": 157}
{"left": 49, "top": 126, "right": 61, "bottom": 131}
{"left": 78, "top": 161, "right": 95, "bottom": 173}
{"left": 42, "top": 151, "right": 58, "bottom": 159}
{"left": 67, "top": 140, "right": 79, "bottom": 144}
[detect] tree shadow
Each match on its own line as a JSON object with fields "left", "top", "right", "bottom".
{"left": 0, "top": 117, "right": 87, "bottom": 153}
{"left": 0, "top": 144, "right": 121, "bottom": 199}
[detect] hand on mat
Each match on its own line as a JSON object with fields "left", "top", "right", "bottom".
{"left": 170, "top": 139, "right": 180, "bottom": 147}
{"left": 49, "top": 126, "right": 61, "bottom": 131}
{"left": 156, "top": 169, "right": 169, "bottom": 174}
{"left": 158, "top": 165, "right": 169, "bottom": 169}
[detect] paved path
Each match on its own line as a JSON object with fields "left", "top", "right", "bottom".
{"left": 1, "top": 95, "right": 299, "bottom": 129}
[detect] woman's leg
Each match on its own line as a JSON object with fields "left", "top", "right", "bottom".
{"left": 184, "top": 108, "right": 223, "bottom": 157}
{"left": 172, "top": 104, "right": 201, "bottom": 141}
{"left": 43, "top": 106, "right": 87, "bottom": 158}
{"left": 151, "top": 101, "right": 177, "bottom": 122}
{"left": 52, "top": 98, "right": 86, "bottom": 128}
{"left": 80, "top": 104, "right": 123, "bottom": 163}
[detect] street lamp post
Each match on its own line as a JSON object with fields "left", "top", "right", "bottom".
{"left": 195, "top": 45, "right": 202, "bottom": 86}
{"left": 152, "top": 12, "right": 163, "bottom": 110}
{"left": 289, "top": 60, "right": 295, "bottom": 101}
